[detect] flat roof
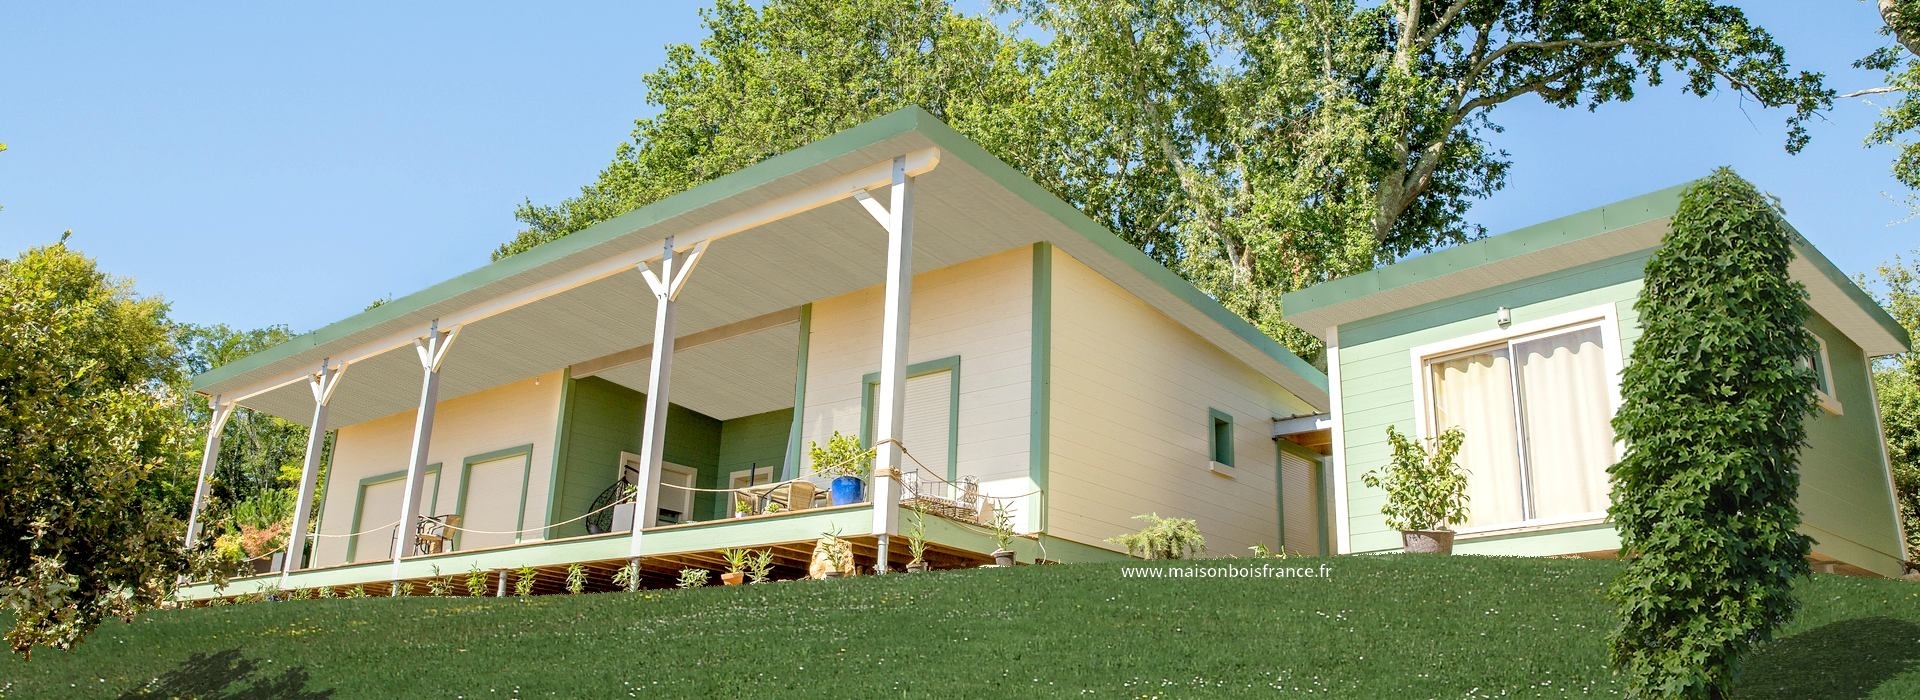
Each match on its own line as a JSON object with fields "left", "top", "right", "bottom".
{"left": 1281, "top": 179, "right": 1911, "bottom": 357}
{"left": 198, "top": 107, "right": 1329, "bottom": 424}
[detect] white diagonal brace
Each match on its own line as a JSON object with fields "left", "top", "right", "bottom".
{"left": 391, "top": 321, "right": 455, "bottom": 589}
{"left": 183, "top": 396, "right": 236, "bottom": 548}
{"left": 667, "top": 240, "right": 709, "bottom": 300}
{"left": 283, "top": 360, "right": 343, "bottom": 585}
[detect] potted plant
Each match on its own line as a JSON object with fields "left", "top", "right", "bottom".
{"left": 904, "top": 507, "right": 931, "bottom": 573}
{"left": 808, "top": 431, "right": 874, "bottom": 506}
{"left": 734, "top": 494, "right": 755, "bottom": 518}
{"left": 1361, "top": 426, "right": 1470, "bottom": 554}
{"left": 988, "top": 504, "right": 1016, "bottom": 567}
{"left": 718, "top": 548, "right": 750, "bottom": 585}
{"left": 811, "top": 529, "right": 855, "bottom": 579}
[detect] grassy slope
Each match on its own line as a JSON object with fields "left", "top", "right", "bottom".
{"left": 5, "top": 557, "right": 1919, "bottom": 698}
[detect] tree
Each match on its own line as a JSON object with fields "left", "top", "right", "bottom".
{"left": 1859, "top": 0, "right": 1920, "bottom": 197}
{"left": 1010, "top": 0, "right": 1829, "bottom": 354}
{"left": 0, "top": 243, "right": 195, "bottom": 659}
{"left": 1606, "top": 170, "right": 1816, "bottom": 698}
{"left": 500, "top": 0, "right": 1826, "bottom": 359}
{"left": 495, "top": 0, "right": 1171, "bottom": 268}
{"left": 176, "top": 323, "right": 312, "bottom": 508}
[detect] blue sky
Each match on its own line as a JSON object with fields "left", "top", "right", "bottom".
{"left": 1, "top": 2, "right": 1915, "bottom": 333}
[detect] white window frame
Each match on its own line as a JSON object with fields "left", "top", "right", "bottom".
{"left": 1406, "top": 304, "right": 1626, "bottom": 536}
{"left": 1807, "top": 334, "right": 1842, "bottom": 415}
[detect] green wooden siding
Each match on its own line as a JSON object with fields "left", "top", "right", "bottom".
{"left": 546, "top": 377, "right": 722, "bottom": 538}
{"left": 1333, "top": 251, "right": 1905, "bottom": 575}
{"left": 712, "top": 408, "right": 793, "bottom": 520}
{"left": 1798, "top": 314, "right": 1906, "bottom": 576}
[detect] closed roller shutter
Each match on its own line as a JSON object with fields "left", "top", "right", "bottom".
{"left": 870, "top": 370, "right": 954, "bottom": 480}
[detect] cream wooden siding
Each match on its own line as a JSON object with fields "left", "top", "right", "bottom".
{"left": 801, "top": 247, "right": 1035, "bottom": 529}
{"left": 1049, "top": 252, "right": 1317, "bottom": 555}
{"left": 311, "top": 370, "right": 564, "bottom": 568}
{"left": 1279, "top": 449, "right": 1320, "bottom": 554}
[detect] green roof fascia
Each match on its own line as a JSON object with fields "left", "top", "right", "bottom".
{"left": 1782, "top": 223, "right": 1913, "bottom": 349}
{"left": 191, "top": 108, "right": 933, "bottom": 393}
{"left": 198, "top": 106, "right": 1326, "bottom": 396}
{"left": 905, "top": 114, "right": 1328, "bottom": 395}
{"left": 1279, "top": 177, "right": 1908, "bottom": 352}
{"left": 1280, "top": 181, "right": 1691, "bottom": 320}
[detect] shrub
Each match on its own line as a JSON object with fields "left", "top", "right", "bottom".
{"left": 466, "top": 566, "right": 488, "bottom": 597}
{"left": 676, "top": 568, "right": 710, "bottom": 589}
{"left": 1107, "top": 513, "right": 1206, "bottom": 560}
{"left": 1607, "top": 169, "right": 1816, "bottom": 698}
{"left": 1361, "top": 426, "right": 1469, "bottom": 531}
{"left": 807, "top": 431, "right": 873, "bottom": 479}
{"left": 513, "top": 566, "right": 537, "bottom": 597}
{"left": 565, "top": 563, "right": 587, "bottom": 595}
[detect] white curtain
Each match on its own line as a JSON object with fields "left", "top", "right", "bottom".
{"left": 1512, "top": 327, "right": 1615, "bottom": 519}
{"left": 1429, "top": 349, "right": 1525, "bottom": 528}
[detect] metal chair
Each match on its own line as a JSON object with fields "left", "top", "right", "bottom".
{"left": 414, "top": 514, "right": 461, "bottom": 554}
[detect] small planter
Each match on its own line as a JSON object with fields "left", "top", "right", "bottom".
{"left": 992, "top": 549, "right": 1016, "bottom": 567}
{"left": 906, "top": 561, "right": 931, "bottom": 574}
{"left": 820, "top": 569, "right": 845, "bottom": 579}
{"left": 1400, "top": 529, "right": 1456, "bottom": 555}
{"left": 829, "top": 475, "right": 866, "bottom": 505}
{"left": 721, "top": 572, "right": 745, "bottom": 586}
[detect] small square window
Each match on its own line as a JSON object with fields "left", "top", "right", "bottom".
{"left": 1209, "top": 409, "right": 1234, "bottom": 467}
{"left": 1807, "top": 334, "right": 1841, "bottom": 414}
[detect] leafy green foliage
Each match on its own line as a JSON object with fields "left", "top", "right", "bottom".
{"left": 676, "top": 568, "right": 710, "bottom": 589}
{"left": 466, "top": 566, "right": 488, "bottom": 597}
{"left": 174, "top": 323, "right": 322, "bottom": 541}
{"left": 746, "top": 549, "right": 775, "bottom": 584}
{"left": 499, "top": 0, "right": 1829, "bottom": 361}
{"left": 612, "top": 561, "right": 639, "bottom": 592}
{"left": 513, "top": 566, "right": 537, "bottom": 597}
{"left": 1106, "top": 513, "right": 1207, "bottom": 560}
{"left": 1607, "top": 170, "right": 1817, "bottom": 698}
{"left": 0, "top": 244, "right": 199, "bottom": 659}
{"left": 565, "top": 563, "right": 587, "bottom": 595}
{"left": 1860, "top": 0, "right": 1920, "bottom": 198}
{"left": 1361, "top": 426, "right": 1469, "bottom": 531}
{"left": 806, "top": 431, "right": 872, "bottom": 479}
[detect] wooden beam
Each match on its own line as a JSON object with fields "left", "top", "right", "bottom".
{"left": 570, "top": 306, "right": 802, "bottom": 378}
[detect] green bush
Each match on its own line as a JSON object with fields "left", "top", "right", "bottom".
{"left": 807, "top": 431, "right": 873, "bottom": 479}
{"left": 1107, "top": 513, "right": 1206, "bottom": 560}
{"left": 1607, "top": 169, "right": 1817, "bottom": 698}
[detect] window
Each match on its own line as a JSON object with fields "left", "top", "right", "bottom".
{"left": 862, "top": 360, "right": 958, "bottom": 481}
{"left": 1808, "top": 334, "right": 1841, "bottom": 414}
{"left": 1209, "top": 409, "right": 1234, "bottom": 467}
{"left": 1420, "top": 319, "right": 1617, "bottom": 531}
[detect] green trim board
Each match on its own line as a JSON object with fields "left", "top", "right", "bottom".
{"left": 1029, "top": 243, "right": 1052, "bottom": 532}
{"left": 542, "top": 367, "right": 575, "bottom": 539}
{"left": 345, "top": 464, "right": 442, "bottom": 563}
{"left": 783, "top": 304, "right": 812, "bottom": 481}
{"left": 451, "top": 444, "right": 536, "bottom": 551}
{"left": 1208, "top": 408, "right": 1235, "bottom": 467}
{"left": 1279, "top": 180, "right": 1908, "bottom": 351}
{"left": 858, "top": 355, "right": 962, "bottom": 481}
{"left": 194, "top": 107, "right": 1326, "bottom": 408}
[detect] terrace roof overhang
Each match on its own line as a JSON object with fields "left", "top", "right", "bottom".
{"left": 1281, "top": 181, "right": 1912, "bottom": 358}
{"left": 193, "top": 107, "right": 1329, "bottom": 427}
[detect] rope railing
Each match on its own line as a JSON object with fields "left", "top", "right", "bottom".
{"left": 307, "top": 519, "right": 402, "bottom": 539}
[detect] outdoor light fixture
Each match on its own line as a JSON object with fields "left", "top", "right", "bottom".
{"left": 1496, "top": 306, "right": 1512, "bottom": 327}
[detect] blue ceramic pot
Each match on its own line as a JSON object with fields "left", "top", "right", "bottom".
{"left": 830, "top": 475, "right": 866, "bottom": 505}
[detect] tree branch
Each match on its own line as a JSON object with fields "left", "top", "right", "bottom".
{"left": 1844, "top": 85, "right": 1905, "bottom": 98}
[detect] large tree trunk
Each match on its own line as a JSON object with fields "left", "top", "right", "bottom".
{"left": 1884, "top": 0, "right": 1920, "bottom": 58}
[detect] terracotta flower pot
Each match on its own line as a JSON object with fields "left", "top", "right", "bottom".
{"left": 721, "top": 572, "right": 745, "bottom": 586}
{"left": 1401, "top": 529, "right": 1456, "bottom": 554}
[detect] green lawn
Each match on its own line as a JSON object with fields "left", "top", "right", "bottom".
{"left": 5, "top": 557, "right": 1918, "bottom": 698}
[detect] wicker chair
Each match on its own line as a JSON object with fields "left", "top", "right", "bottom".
{"left": 413, "top": 514, "right": 461, "bottom": 554}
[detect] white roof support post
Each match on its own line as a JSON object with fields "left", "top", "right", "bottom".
{"left": 183, "top": 396, "right": 236, "bottom": 548}
{"left": 389, "top": 321, "right": 458, "bottom": 590}
{"left": 627, "top": 236, "right": 708, "bottom": 558}
{"left": 860, "top": 155, "right": 915, "bottom": 572}
{"left": 282, "top": 359, "right": 348, "bottom": 586}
